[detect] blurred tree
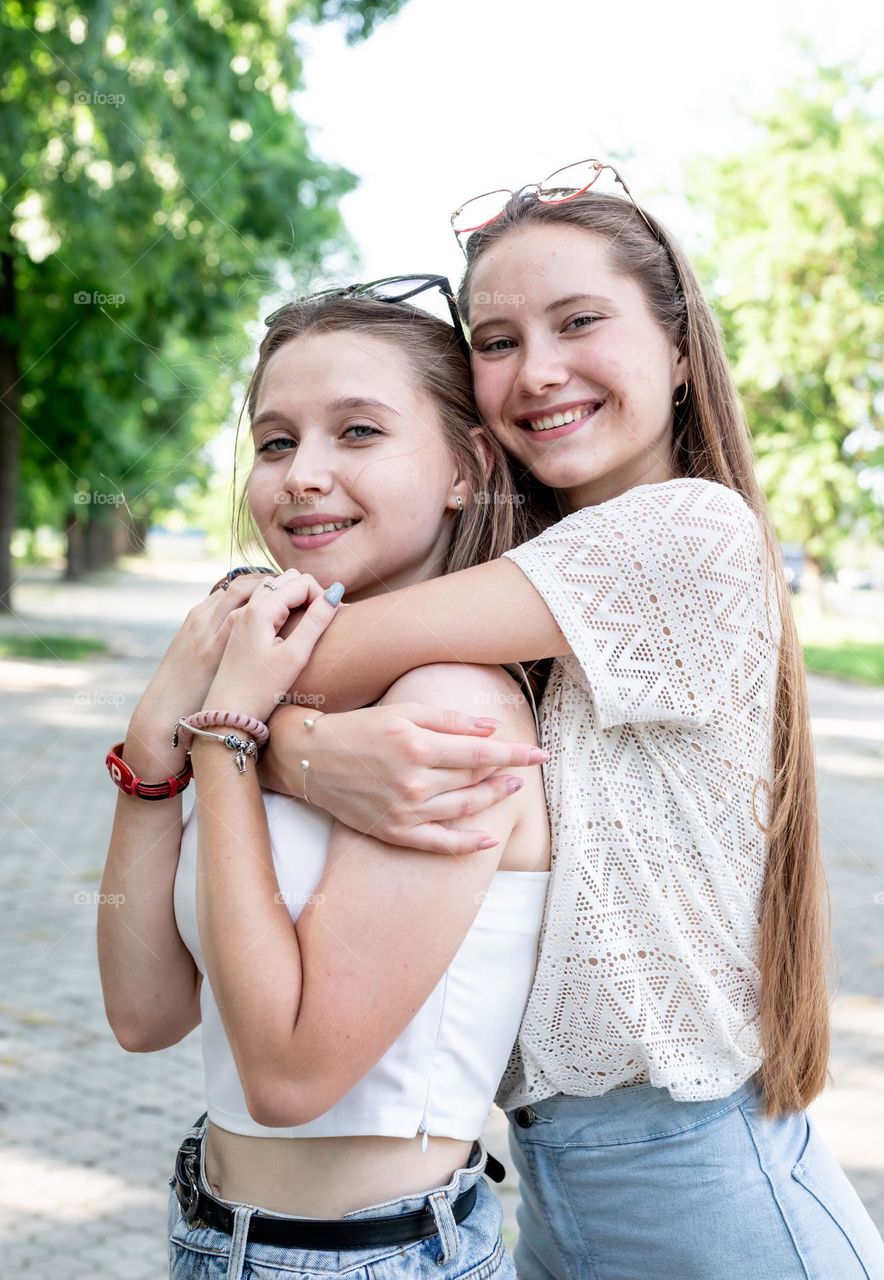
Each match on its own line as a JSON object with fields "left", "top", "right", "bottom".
{"left": 691, "top": 62, "right": 884, "bottom": 577}
{"left": 0, "top": 0, "right": 406, "bottom": 610}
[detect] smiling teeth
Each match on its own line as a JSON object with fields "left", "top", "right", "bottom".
{"left": 526, "top": 403, "right": 600, "bottom": 431}
{"left": 288, "top": 520, "right": 354, "bottom": 536}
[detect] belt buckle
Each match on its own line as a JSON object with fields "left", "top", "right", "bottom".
{"left": 175, "top": 1139, "right": 201, "bottom": 1223}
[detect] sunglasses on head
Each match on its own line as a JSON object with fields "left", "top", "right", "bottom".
{"left": 264, "top": 275, "right": 471, "bottom": 360}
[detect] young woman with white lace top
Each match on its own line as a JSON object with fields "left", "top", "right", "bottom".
{"left": 97, "top": 288, "right": 552, "bottom": 1280}
{"left": 254, "top": 172, "right": 884, "bottom": 1278}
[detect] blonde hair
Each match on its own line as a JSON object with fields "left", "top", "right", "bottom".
{"left": 459, "top": 193, "right": 831, "bottom": 1117}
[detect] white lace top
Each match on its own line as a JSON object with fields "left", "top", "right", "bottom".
{"left": 496, "top": 478, "right": 782, "bottom": 1109}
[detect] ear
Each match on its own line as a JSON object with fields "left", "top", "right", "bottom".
{"left": 446, "top": 427, "right": 495, "bottom": 511}
{"left": 673, "top": 351, "right": 690, "bottom": 393}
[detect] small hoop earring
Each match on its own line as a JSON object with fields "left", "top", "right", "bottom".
{"left": 454, "top": 495, "right": 465, "bottom": 511}
{"left": 673, "top": 383, "right": 690, "bottom": 408}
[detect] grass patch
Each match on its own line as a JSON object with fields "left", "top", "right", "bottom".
{"left": 794, "top": 603, "right": 884, "bottom": 686}
{"left": 0, "top": 633, "right": 109, "bottom": 661}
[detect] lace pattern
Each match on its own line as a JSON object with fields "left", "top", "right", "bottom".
{"left": 496, "top": 478, "right": 781, "bottom": 1109}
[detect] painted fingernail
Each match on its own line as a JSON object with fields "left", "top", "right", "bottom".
{"left": 474, "top": 717, "right": 503, "bottom": 729}
{"left": 528, "top": 749, "right": 549, "bottom": 763}
{"left": 477, "top": 838, "right": 499, "bottom": 850}
{"left": 323, "top": 582, "right": 345, "bottom": 605}
{"left": 505, "top": 778, "right": 524, "bottom": 794}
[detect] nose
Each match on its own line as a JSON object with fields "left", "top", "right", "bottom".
{"left": 513, "top": 335, "right": 569, "bottom": 401}
{"left": 279, "top": 440, "right": 334, "bottom": 505}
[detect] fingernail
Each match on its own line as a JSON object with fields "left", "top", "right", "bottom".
{"left": 528, "top": 748, "right": 549, "bottom": 763}
{"left": 477, "top": 838, "right": 499, "bottom": 850}
{"left": 323, "top": 582, "right": 345, "bottom": 605}
{"left": 505, "top": 778, "right": 524, "bottom": 795}
{"left": 474, "top": 717, "right": 503, "bottom": 729}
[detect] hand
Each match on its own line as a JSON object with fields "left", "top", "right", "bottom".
{"left": 259, "top": 702, "right": 548, "bottom": 855}
{"left": 130, "top": 571, "right": 283, "bottom": 741}
{"left": 204, "top": 570, "right": 343, "bottom": 726}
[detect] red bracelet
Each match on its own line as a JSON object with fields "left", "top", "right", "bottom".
{"left": 105, "top": 742, "right": 193, "bottom": 800}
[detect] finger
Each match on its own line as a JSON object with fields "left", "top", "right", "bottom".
{"left": 247, "top": 569, "right": 324, "bottom": 628}
{"left": 211, "top": 571, "right": 279, "bottom": 620}
{"left": 404, "top": 823, "right": 499, "bottom": 857}
{"left": 399, "top": 704, "right": 507, "bottom": 736}
{"left": 278, "top": 580, "right": 344, "bottom": 657}
{"left": 415, "top": 774, "right": 527, "bottom": 823}
{"left": 415, "top": 730, "right": 548, "bottom": 770}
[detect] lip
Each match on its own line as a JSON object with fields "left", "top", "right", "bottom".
{"left": 282, "top": 514, "right": 360, "bottom": 551}
{"left": 513, "top": 399, "right": 605, "bottom": 441}
{"left": 281, "top": 512, "right": 356, "bottom": 527}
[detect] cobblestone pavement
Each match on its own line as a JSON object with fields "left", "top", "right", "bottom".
{"left": 2, "top": 559, "right": 882, "bottom": 1274}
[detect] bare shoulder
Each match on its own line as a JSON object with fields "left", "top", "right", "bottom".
{"left": 381, "top": 662, "right": 538, "bottom": 744}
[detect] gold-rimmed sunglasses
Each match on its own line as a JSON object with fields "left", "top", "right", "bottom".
{"left": 450, "top": 158, "right": 660, "bottom": 254}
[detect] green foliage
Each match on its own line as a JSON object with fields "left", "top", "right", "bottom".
{"left": 0, "top": 0, "right": 403, "bottom": 572}
{"left": 690, "top": 62, "right": 884, "bottom": 565}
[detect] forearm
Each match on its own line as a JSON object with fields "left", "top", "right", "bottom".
{"left": 192, "top": 742, "right": 304, "bottom": 1118}
{"left": 290, "top": 557, "right": 567, "bottom": 711}
{"left": 97, "top": 711, "right": 199, "bottom": 1050}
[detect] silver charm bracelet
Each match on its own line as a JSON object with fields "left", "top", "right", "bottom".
{"left": 172, "top": 718, "right": 259, "bottom": 775}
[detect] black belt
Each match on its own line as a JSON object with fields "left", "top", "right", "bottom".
{"left": 173, "top": 1121, "right": 505, "bottom": 1252}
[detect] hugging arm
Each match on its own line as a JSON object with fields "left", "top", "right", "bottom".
{"left": 195, "top": 662, "right": 536, "bottom": 1128}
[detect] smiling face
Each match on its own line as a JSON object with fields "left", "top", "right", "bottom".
{"left": 467, "top": 223, "right": 688, "bottom": 511}
{"left": 247, "top": 330, "right": 467, "bottom": 601}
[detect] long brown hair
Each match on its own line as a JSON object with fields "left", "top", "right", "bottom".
{"left": 232, "top": 293, "right": 541, "bottom": 575}
{"left": 459, "top": 193, "right": 831, "bottom": 1117}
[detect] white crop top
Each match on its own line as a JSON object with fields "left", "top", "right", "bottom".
{"left": 174, "top": 789, "right": 549, "bottom": 1141}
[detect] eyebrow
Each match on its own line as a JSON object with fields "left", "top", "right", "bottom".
{"left": 252, "top": 397, "right": 401, "bottom": 430}
{"left": 469, "top": 293, "right": 615, "bottom": 340}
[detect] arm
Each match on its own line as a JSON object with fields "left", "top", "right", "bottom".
{"left": 194, "top": 663, "right": 538, "bottom": 1128}
{"left": 97, "top": 573, "right": 270, "bottom": 1051}
{"left": 288, "top": 557, "right": 569, "bottom": 712}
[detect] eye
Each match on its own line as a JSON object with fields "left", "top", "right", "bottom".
{"left": 342, "top": 422, "right": 381, "bottom": 440}
{"left": 565, "top": 313, "right": 601, "bottom": 332}
{"left": 478, "top": 337, "right": 516, "bottom": 354}
{"left": 257, "top": 435, "right": 295, "bottom": 453}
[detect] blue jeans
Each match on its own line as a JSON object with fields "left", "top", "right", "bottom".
{"left": 167, "top": 1113, "right": 514, "bottom": 1279}
{"left": 506, "top": 1076, "right": 884, "bottom": 1279}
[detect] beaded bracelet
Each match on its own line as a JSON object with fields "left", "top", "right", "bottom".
{"left": 184, "top": 709, "right": 270, "bottom": 746}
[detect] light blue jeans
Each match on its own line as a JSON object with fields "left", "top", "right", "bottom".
{"left": 167, "top": 1112, "right": 514, "bottom": 1279}
{"left": 506, "top": 1075, "right": 884, "bottom": 1279}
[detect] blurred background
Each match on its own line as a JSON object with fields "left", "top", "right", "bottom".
{"left": 0, "top": 0, "right": 882, "bottom": 1274}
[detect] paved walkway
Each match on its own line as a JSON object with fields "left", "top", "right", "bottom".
{"left": 1, "top": 558, "right": 882, "bottom": 1274}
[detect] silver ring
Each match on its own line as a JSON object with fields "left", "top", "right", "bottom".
{"left": 263, "top": 579, "right": 279, "bottom": 590}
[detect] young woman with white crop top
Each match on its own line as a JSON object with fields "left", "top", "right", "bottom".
{"left": 251, "top": 172, "right": 884, "bottom": 1279}
{"left": 97, "top": 286, "right": 551, "bottom": 1280}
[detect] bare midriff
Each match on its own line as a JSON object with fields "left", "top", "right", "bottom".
{"left": 204, "top": 1123, "right": 475, "bottom": 1217}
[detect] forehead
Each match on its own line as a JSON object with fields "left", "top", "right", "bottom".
{"left": 256, "top": 330, "right": 417, "bottom": 410}
{"left": 468, "top": 224, "right": 634, "bottom": 321}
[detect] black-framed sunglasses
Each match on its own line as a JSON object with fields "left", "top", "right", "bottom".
{"left": 450, "top": 158, "right": 660, "bottom": 255}
{"left": 264, "top": 275, "right": 471, "bottom": 359}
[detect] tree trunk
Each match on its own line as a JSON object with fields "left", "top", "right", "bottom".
{"left": 0, "top": 250, "right": 20, "bottom": 613}
{"left": 64, "top": 509, "right": 86, "bottom": 581}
